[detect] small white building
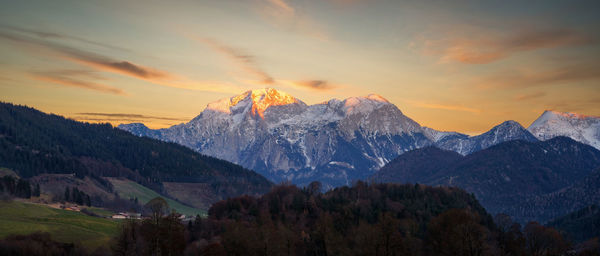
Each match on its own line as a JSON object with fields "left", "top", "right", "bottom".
{"left": 111, "top": 212, "right": 141, "bottom": 219}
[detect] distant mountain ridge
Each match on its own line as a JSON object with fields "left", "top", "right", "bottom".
{"left": 372, "top": 136, "right": 600, "bottom": 222}
{"left": 120, "top": 88, "right": 541, "bottom": 187}
{"left": 435, "top": 120, "right": 539, "bottom": 155}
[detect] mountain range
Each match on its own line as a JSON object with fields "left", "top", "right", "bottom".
{"left": 119, "top": 88, "right": 600, "bottom": 187}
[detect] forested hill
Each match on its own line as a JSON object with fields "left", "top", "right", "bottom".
{"left": 184, "top": 182, "right": 557, "bottom": 255}
{"left": 0, "top": 102, "right": 272, "bottom": 199}
{"left": 547, "top": 205, "right": 600, "bottom": 243}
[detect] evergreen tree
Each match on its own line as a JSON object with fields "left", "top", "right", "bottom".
{"left": 64, "top": 187, "right": 70, "bottom": 202}
{"left": 15, "top": 180, "right": 31, "bottom": 198}
{"left": 33, "top": 183, "right": 41, "bottom": 197}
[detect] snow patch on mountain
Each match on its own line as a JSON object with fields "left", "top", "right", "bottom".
{"left": 528, "top": 110, "right": 600, "bottom": 150}
{"left": 435, "top": 120, "right": 538, "bottom": 155}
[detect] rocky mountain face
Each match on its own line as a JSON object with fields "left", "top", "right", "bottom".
{"left": 119, "top": 88, "right": 544, "bottom": 187}
{"left": 372, "top": 137, "right": 600, "bottom": 222}
{"left": 120, "top": 89, "right": 433, "bottom": 187}
{"left": 528, "top": 110, "right": 600, "bottom": 150}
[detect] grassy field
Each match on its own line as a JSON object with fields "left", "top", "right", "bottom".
{"left": 83, "top": 206, "right": 115, "bottom": 218}
{"left": 0, "top": 200, "right": 119, "bottom": 249}
{"left": 106, "top": 178, "right": 206, "bottom": 217}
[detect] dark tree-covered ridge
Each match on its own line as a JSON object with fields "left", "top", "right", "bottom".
{"left": 372, "top": 138, "right": 600, "bottom": 223}
{"left": 0, "top": 102, "right": 272, "bottom": 201}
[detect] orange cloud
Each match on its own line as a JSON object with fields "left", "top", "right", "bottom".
{"left": 255, "top": 0, "right": 329, "bottom": 41}
{"left": 63, "top": 56, "right": 170, "bottom": 80}
{"left": 75, "top": 112, "right": 188, "bottom": 122}
{"left": 0, "top": 25, "right": 130, "bottom": 52}
{"left": 417, "top": 27, "right": 594, "bottom": 64}
{"left": 0, "top": 31, "right": 172, "bottom": 80}
{"left": 30, "top": 72, "right": 126, "bottom": 95}
{"left": 0, "top": 31, "right": 245, "bottom": 93}
{"left": 278, "top": 79, "right": 337, "bottom": 90}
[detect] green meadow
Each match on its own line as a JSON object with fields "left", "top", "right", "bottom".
{"left": 0, "top": 200, "right": 119, "bottom": 249}
{"left": 107, "top": 178, "right": 206, "bottom": 217}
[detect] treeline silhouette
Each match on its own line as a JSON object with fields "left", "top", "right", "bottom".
{"left": 181, "top": 182, "right": 598, "bottom": 256}
{"left": 0, "top": 232, "right": 91, "bottom": 256}
{"left": 0, "top": 175, "right": 39, "bottom": 198}
{"left": 64, "top": 186, "right": 91, "bottom": 206}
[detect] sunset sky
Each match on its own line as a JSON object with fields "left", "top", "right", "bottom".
{"left": 1, "top": 0, "right": 599, "bottom": 134}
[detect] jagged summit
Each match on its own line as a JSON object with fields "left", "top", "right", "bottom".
{"left": 342, "top": 94, "right": 392, "bottom": 114}
{"left": 204, "top": 88, "right": 395, "bottom": 120}
{"left": 206, "top": 88, "right": 302, "bottom": 118}
{"left": 489, "top": 120, "right": 527, "bottom": 132}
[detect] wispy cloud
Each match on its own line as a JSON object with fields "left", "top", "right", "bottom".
{"left": 0, "top": 25, "right": 130, "bottom": 52}
{"left": 256, "top": 0, "right": 329, "bottom": 41}
{"left": 408, "top": 100, "right": 481, "bottom": 114}
{"left": 417, "top": 27, "right": 594, "bottom": 64}
{"left": 0, "top": 30, "right": 244, "bottom": 93}
{"left": 29, "top": 71, "right": 126, "bottom": 95}
{"left": 266, "top": 0, "right": 294, "bottom": 14}
{"left": 72, "top": 113, "right": 189, "bottom": 127}
{"left": 474, "top": 63, "right": 600, "bottom": 89}
{"left": 0, "top": 31, "right": 171, "bottom": 80}
{"left": 279, "top": 79, "right": 337, "bottom": 90}
{"left": 187, "top": 34, "right": 341, "bottom": 92}
{"left": 198, "top": 37, "right": 274, "bottom": 84}
{"left": 75, "top": 112, "right": 188, "bottom": 122}
{"left": 514, "top": 92, "right": 546, "bottom": 101}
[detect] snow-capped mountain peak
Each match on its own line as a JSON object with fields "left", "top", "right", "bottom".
{"left": 119, "top": 89, "right": 431, "bottom": 187}
{"left": 205, "top": 88, "right": 302, "bottom": 118}
{"left": 342, "top": 94, "right": 392, "bottom": 115}
{"left": 528, "top": 110, "right": 600, "bottom": 149}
